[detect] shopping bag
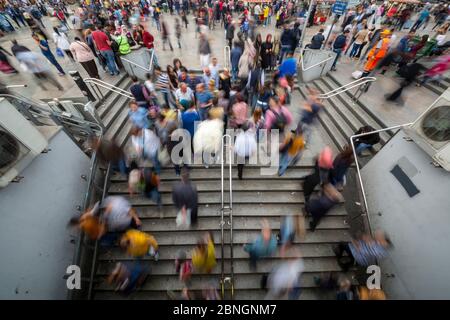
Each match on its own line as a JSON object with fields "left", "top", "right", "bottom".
{"left": 158, "top": 147, "right": 170, "bottom": 166}
{"left": 176, "top": 208, "right": 191, "bottom": 228}
{"left": 56, "top": 47, "right": 64, "bottom": 58}
{"left": 352, "top": 70, "right": 363, "bottom": 79}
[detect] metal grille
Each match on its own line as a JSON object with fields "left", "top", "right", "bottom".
{"left": 422, "top": 106, "right": 450, "bottom": 142}
{"left": 0, "top": 129, "right": 21, "bottom": 175}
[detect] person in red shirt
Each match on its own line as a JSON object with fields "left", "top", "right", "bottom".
{"left": 138, "top": 25, "right": 154, "bottom": 49}
{"left": 91, "top": 25, "right": 119, "bottom": 75}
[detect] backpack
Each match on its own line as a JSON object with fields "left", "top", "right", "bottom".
{"left": 271, "top": 109, "right": 287, "bottom": 130}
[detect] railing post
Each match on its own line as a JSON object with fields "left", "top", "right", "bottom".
{"left": 69, "top": 71, "right": 97, "bottom": 102}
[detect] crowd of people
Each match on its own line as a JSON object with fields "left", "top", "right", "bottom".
{"left": 1, "top": 0, "right": 449, "bottom": 300}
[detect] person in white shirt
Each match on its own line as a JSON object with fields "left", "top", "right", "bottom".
{"left": 130, "top": 126, "right": 161, "bottom": 173}
{"left": 208, "top": 57, "right": 220, "bottom": 88}
{"left": 53, "top": 27, "right": 74, "bottom": 61}
{"left": 175, "top": 83, "right": 195, "bottom": 107}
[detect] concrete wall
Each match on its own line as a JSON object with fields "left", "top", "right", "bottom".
{"left": 361, "top": 130, "right": 450, "bottom": 299}
{"left": 0, "top": 130, "right": 90, "bottom": 299}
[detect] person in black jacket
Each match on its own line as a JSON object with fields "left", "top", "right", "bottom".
{"left": 331, "top": 30, "right": 349, "bottom": 71}
{"left": 385, "top": 62, "right": 422, "bottom": 104}
{"left": 172, "top": 169, "right": 198, "bottom": 225}
{"left": 309, "top": 29, "right": 325, "bottom": 49}
{"left": 353, "top": 126, "right": 380, "bottom": 156}
{"left": 279, "top": 24, "right": 294, "bottom": 63}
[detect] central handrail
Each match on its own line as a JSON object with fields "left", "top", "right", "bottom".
{"left": 318, "top": 77, "right": 377, "bottom": 99}
{"left": 349, "top": 123, "right": 414, "bottom": 234}
{"left": 220, "top": 134, "right": 234, "bottom": 299}
{"left": 84, "top": 78, "right": 134, "bottom": 99}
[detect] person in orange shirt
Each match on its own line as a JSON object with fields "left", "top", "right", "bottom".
{"left": 362, "top": 30, "right": 392, "bottom": 76}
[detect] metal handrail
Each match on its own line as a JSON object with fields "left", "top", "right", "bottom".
{"left": 318, "top": 77, "right": 377, "bottom": 99}
{"left": 220, "top": 134, "right": 234, "bottom": 299}
{"left": 299, "top": 50, "right": 334, "bottom": 72}
{"left": 87, "top": 162, "right": 112, "bottom": 300}
{"left": 121, "top": 48, "right": 156, "bottom": 73}
{"left": 84, "top": 78, "right": 134, "bottom": 99}
{"left": 349, "top": 123, "right": 414, "bottom": 233}
{"left": 224, "top": 45, "right": 231, "bottom": 70}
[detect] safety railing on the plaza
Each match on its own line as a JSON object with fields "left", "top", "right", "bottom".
{"left": 317, "top": 77, "right": 377, "bottom": 100}
{"left": 121, "top": 48, "right": 157, "bottom": 76}
{"left": 220, "top": 134, "right": 234, "bottom": 299}
{"left": 84, "top": 78, "right": 134, "bottom": 100}
{"left": 299, "top": 52, "right": 334, "bottom": 72}
{"left": 347, "top": 123, "right": 414, "bottom": 235}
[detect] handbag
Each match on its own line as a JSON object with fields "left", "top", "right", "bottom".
{"left": 56, "top": 47, "right": 64, "bottom": 57}
{"left": 158, "top": 146, "right": 170, "bottom": 166}
{"left": 176, "top": 208, "right": 191, "bottom": 228}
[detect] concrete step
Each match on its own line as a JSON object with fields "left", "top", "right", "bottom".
{"left": 123, "top": 190, "right": 335, "bottom": 205}
{"left": 132, "top": 203, "right": 347, "bottom": 218}
{"left": 319, "top": 77, "right": 392, "bottom": 144}
{"left": 97, "top": 78, "right": 132, "bottom": 117}
{"left": 96, "top": 256, "right": 350, "bottom": 276}
{"left": 110, "top": 167, "right": 314, "bottom": 182}
{"left": 98, "top": 242, "right": 341, "bottom": 261}
{"left": 94, "top": 271, "right": 355, "bottom": 292}
{"left": 101, "top": 95, "right": 131, "bottom": 130}
{"left": 311, "top": 80, "right": 356, "bottom": 144}
{"left": 104, "top": 108, "right": 130, "bottom": 142}
{"left": 93, "top": 287, "right": 337, "bottom": 300}
{"left": 122, "top": 215, "right": 348, "bottom": 233}
{"left": 325, "top": 73, "right": 394, "bottom": 135}
{"left": 295, "top": 87, "right": 348, "bottom": 152}
{"left": 109, "top": 179, "right": 310, "bottom": 193}
{"left": 108, "top": 229, "right": 351, "bottom": 246}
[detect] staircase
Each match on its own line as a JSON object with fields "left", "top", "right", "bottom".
{"left": 295, "top": 74, "right": 394, "bottom": 153}
{"left": 94, "top": 75, "right": 134, "bottom": 148}
{"left": 83, "top": 69, "right": 385, "bottom": 300}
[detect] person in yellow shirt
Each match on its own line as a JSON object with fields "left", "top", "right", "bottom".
{"left": 192, "top": 232, "right": 216, "bottom": 273}
{"left": 120, "top": 229, "right": 159, "bottom": 260}
{"left": 263, "top": 5, "right": 270, "bottom": 27}
{"left": 278, "top": 127, "right": 305, "bottom": 176}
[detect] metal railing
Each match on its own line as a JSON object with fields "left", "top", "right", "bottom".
{"left": 121, "top": 48, "right": 156, "bottom": 74}
{"left": 87, "top": 162, "right": 112, "bottom": 300}
{"left": 84, "top": 78, "right": 133, "bottom": 100}
{"left": 0, "top": 93, "right": 103, "bottom": 151}
{"left": 299, "top": 51, "right": 334, "bottom": 72}
{"left": 348, "top": 123, "right": 414, "bottom": 233}
{"left": 224, "top": 45, "right": 231, "bottom": 70}
{"left": 220, "top": 134, "right": 234, "bottom": 299}
{"left": 317, "top": 77, "right": 377, "bottom": 100}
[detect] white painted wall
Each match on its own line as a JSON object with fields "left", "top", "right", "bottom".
{"left": 0, "top": 130, "right": 90, "bottom": 299}
{"left": 362, "top": 130, "right": 450, "bottom": 299}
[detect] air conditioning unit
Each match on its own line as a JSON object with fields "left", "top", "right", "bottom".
{"left": 0, "top": 98, "right": 48, "bottom": 188}
{"left": 404, "top": 88, "right": 450, "bottom": 171}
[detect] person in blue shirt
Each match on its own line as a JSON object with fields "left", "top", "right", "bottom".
{"left": 128, "top": 100, "right": 150, "bottom": 129}
{"left": 195, "top": 83, "right": 213, "bottom": 121}
{"left": 411, "top": 8, "right": 430, "bottom": 32}
{"left": 187, "top": 71, "right": 202, "bottom": 91}
{"left": 278, "top": 52, "right": 297, "bottom": 78}
{"left": 243, "top": 219, "right": 277, "bottom": 270}
{"left": 181, "top": 100, "right": 201, "bottom": 146}
{"left": 397, "top": 31, "right": 415, "bottom": 54}
{"left": 230, "top": 41, "right": 243, "bottom": 82}
{"left": 32, "top": 33, "right": 65, "bottom": 76}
